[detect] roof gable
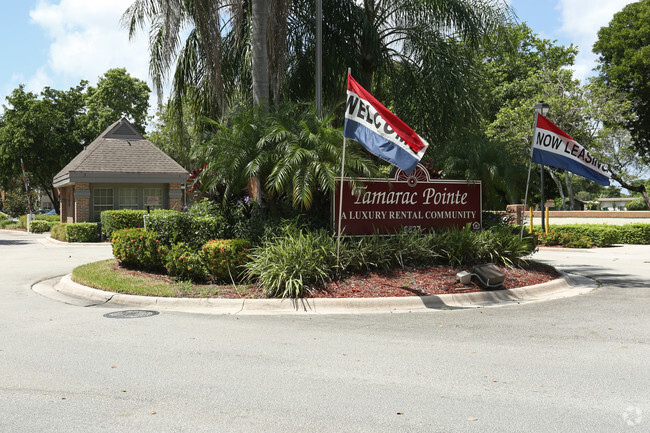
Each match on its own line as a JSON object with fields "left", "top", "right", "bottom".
{"left": 104, "top": 120, "right": 144, "bottom": 140}
{"left": 54, "top": 118, "right": 188, "bottom": 187}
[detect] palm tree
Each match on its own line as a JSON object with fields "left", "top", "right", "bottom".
{"left": 196, "top": 102, "right": 380, "bottom": 210}
{"left": 123, "top": 0, "right": 293, "bottom": 113}
{"left": 286, "top": 0, "right": 512, "bottom": 141}
{"left": 264, "top": 103, "right": 380, "bottom": 209}
{"left": 122, "top": 0, "right": 229, "bottom": 117}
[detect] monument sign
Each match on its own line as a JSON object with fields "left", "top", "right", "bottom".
{"left": 333, "top": 165, "right": 482, "bottom": 235}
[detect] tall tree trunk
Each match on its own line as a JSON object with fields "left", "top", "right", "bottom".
{"left": 547, "top": 169, "right": 565, "bottom": 210}
{"left": 611, "top": 173, "right": 650, "bottom": 209}
{"left": 250, "top": 0, "right": 269, "bottom": 203}
{"left": 252, "top": 0, "right": 269, "bottom": 109}
{"left": 565, "top": 172, "right": 576, "bottom": 210}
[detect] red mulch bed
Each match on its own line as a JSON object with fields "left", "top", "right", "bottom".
{"left": 114, "top": 261, "right": 560, "bottom": 299}
{"left": 309, "top": 262, "right": 560, "bottom": 298}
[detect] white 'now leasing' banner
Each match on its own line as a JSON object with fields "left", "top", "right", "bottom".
{"left": 532, "top": 114, "right": 611, "bottom": 186}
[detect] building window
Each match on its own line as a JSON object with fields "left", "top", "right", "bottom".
{"left": 119, "top": 188, "right": 139, "bottom": 209}
{"left": 143, "top": 188, "right": 163, "bottom": 210}
{"left": 93, "top": 188, "right": 113, "bottom": 220}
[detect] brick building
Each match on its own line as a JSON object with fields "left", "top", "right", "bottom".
{"left": 53, "top": 118, "right": 189, "bottom": 223}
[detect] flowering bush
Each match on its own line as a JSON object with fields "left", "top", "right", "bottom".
{"left": 111, "top": 228, "right": 166, "bottom": 272}
{"left": 201, "top": 239, "right": 251, "bottom": 282}
{"left": 165, "top": 243, "right": 209, "bottom": 282}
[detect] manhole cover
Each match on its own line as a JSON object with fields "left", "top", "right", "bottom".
{"left": 103, "top": 310, "right": 160, "bottom": 319}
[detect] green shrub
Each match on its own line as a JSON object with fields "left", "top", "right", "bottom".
{"left": 0, "top": 218, "right": 18, "bottom": 229}
{"left": 533, "top": 224, "right": 644, "bottom": 247}
{"left": 111, "top": 228, "right": 166, "bottom": 272}
{"left": 245, "top": 223, "right": 536, "bottom": 298}
{"left": 51, "top": 223, "right": 68, "bottom": 241}
{"left": 482, "top": 210, "right": 517, "bottom": 229}
{"left": 475, "top": 227, "right": 536, "bottom": 265}
{"left": 340, "top": 228, "right": 442, "bottom": 272}
{"left": 616, "top": 224, "right": 650, "bottom": 244}
{"left": 2, "top": 190, "right": 33, "bottom": 217}
{"left": 29, "top": 220, "right": 51, "bottom": 233}
{"left": 551, "top": 225, "right": 617, "bottom": 247}
{"left": 626, "top": 198, "right": 648, "bottom": 210}
{"left": 20, "top": 213, "right": 59, "bottom": 229}
{"left": 433, "top": 225, "right": 482, "bottom": 266}
{"left": 100, "top": 210, "right": 147, "bottom": 239}
{"left": 146, "top": 210, "right": 227, "bottom": 250}
{"left": 165, "top": 243, "right": 209, "bottom": 282}
{"left": 66, "top": 223, "right": 99, "bottom": 242}
{"left": 563, "top": 235, "right": 593, "bottom": 248}
{"left": 537, "top": 230, "right": 593, "bottom": 248}
{"left": 201, "top": 239, "right": 251, "bottom": 282}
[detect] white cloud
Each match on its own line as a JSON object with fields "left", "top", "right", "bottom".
{"left": 556, "top": 0, "right": 636, "bottom": 80}
{"left": 29, "top": 0, "right": 151, "bottom": 87}
{"left": 26, "top": 68, "right": 53, "bottom": 93}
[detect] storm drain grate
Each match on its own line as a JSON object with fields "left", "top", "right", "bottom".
{"left": 103, "top": 310, "right": 160, "bottom": 319}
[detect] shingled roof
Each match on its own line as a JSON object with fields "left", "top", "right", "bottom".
{"left": 54, "top": 118, "right": 188, "bottom": 187}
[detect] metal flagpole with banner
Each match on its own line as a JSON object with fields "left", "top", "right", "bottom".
{"left": 336, "top": 69, "right": 351, "bottom": 268}
{"left": 336, "top": 68, "right": 430, "bottom": 265}
{"left": 520, "top": 113, "right": 541, "bottom": 239}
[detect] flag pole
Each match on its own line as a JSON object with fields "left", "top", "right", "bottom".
{"left": 520, "top": 113, "right": 540, "bottom": 239}
{"left": 336, "top": 68, "right": 351, "bottom": 268}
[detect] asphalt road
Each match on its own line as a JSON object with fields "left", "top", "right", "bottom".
{"left": 0, "top": 231, "right": 648, "bottom": 432}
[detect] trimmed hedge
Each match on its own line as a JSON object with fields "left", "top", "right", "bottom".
{"left": 51, "top": 223, "right": 68, "bottom": 241}
{"left": 616, "top": 224, "right": 650, "bottom": 244}
{"left": 50, "top": 223, "right": 99, "bottom": 242}
{"left": 533, "top": 223, "right": 650, "bottom": 247}
{"left": 100, "top": 210, "right": 147, "bottom": 239}
{"left": 20, "top": 214, "right": 59, "bottom": 229}
{"left": 111, "top": 228, "right": 166, "bottom": 272}
{"left": 29, "top": 220, "right": 51, "bottom": 233}
{"left": 146, "top": 210, "right": 228, "bottom": 250}
{"left": 66, "top": 223, "right": 99, "bottom": 242}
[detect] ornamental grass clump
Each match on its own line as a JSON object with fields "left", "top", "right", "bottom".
{"left": 339, "top": 228, "right": 441, "bottom": 273}
{"left": 201, "top": 239, "right": 251, "bottom": 282}
{"left": 433, "top": 225, "right": 481, "bottom": 266}
{"left": 475, "top": 226, "right": 536, "bottom": 266}
{"left": 244, "top": 228, "right": 337, "bottom": 298}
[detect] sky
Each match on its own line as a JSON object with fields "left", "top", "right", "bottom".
{"left": 0, "top": 0, "right": 639, "bottom": 116}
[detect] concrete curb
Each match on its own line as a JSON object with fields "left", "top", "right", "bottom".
{"left": 37, "top": 272, "right": 598, "bottom": 315}
{"left": 39, "top": 235, "right": 111, "bottom": 247}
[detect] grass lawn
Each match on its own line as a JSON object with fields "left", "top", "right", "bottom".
{"left": 71, "top": 259, "right": 257, "bottom": 298}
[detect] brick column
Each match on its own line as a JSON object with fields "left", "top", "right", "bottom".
{"left": 168, "top": 183, "right": 183, "bottom": 211}
{"left": 74, "top": 183, "right": 91, "bottom": 222}
{"left": 58, "top": 187, "right": 68, "bottom": 223}
{"left": 506, "top": 204, "right": 525, "bottom": 225}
